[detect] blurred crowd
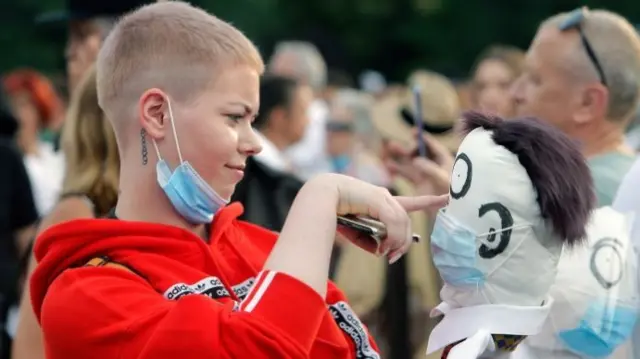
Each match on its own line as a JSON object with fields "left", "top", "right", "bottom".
{"left": 2, "top": 1, "right": 640, "bottom": 359}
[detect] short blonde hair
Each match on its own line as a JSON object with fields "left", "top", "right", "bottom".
{"left": 61, "top": 66, "right": 119, "bottom": 217}
{"left": 97, "top": 1, "right": 264, "bottom": 122}
{"left": 542, "top": 10, "right": 640, "bottom": 122}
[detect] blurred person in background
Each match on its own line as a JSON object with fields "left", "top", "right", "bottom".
{"left": 268, "top": 41, "right": 332, "bottom": 179}
{"left": 322, "top": 69, "right": 355, "bottom": 103}
{"left": 231, "top": 75, "right": 312, "bottom": 231}
{"left": 624, "top": 105, "right": 640, "bottom": 151}
{"left": 12, "top": 66, "right": 119, "bottom": 359}
{"left": 33, "top": 0, "right": 151, "bottom": 155}
{"left": 0, "top": 89, "right": 38, "bottom": 359}
{"left": 370, "top": 70, "right": 461, "bottom": 359}
{"left": 249, "top": 75, "right": 312, "bottom": 174}
{"left": 325, "top": 89, "right": 389, "bottom": 186}
{"left": 512, "top": 8, "right": 640, "bottom": 206}
{"left": 36, "top": 1, "right": 151, "bottom": 96}
{"left": 359, "top": 70, "right": 388, "bottom": 99}
{"left": 470, "top": 45, "right": 525, "bottom": 117}
{"left": 2, "top": 70, "right": 65, "bottom": 216}
{"left": 454, "top": 81, "right": 473, "bottom": 112}
{"left": 400, "top": 70, "right": 461, "bottom": 153}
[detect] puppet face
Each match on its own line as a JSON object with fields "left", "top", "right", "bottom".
{"left": 432, "top": 127, "right": 563, "bottom": 307}
{"left": 525, "top": 207, "right": 638, "bottom": 358}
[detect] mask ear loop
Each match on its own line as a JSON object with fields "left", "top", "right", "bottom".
{"left": 150, "top": 98, "right": 183, "bottom": 164}
{"left": 152, "top": 139, "right": 162, "bottom": 162}
{"left": 166, "top": 99, "right": 184, "bottom": 164}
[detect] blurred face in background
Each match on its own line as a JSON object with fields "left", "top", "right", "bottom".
{"left": 9, "top": 92, "right": 40, "bottom": 137}
{"left": 473, "top": 59, "right": 518, "bottom": 117}
{"left": 66, "top": 20, "right": 102, "bottom": 95}
{"left": 511, "top": 27, "right": 577, "bottom": 133}
{"left": 284, "top": 84, "right": 313, "bottom": 144}
{"left": 326, "top": 105, "right": 356, "bottom": 157}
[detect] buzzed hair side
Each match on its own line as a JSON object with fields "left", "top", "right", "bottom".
{"left": 542, "top": 10, "right": 640, "bottom": 122}
{"left": 96, "top": 1, "right": 264, "bottom": 125}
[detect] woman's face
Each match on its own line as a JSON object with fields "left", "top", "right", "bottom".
{"left": 10, "top": 91, "right": 40, "bottom": 136}
{"left": 473, "top": 59, "right": 517, "bottom": 117}
{"left": 150, "top": 65, "right": 262, "bottom": 201}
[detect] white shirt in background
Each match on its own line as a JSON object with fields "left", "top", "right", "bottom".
{"left": 23, "top": 141, "right": 65, "bottom": 216}
{"left": 253, "top": 131, "right": 292, "bottom": 173}
{"left": 284, "top": 99, "right": 332, "bottom": 180}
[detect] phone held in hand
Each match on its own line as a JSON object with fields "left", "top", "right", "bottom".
{"left": 412, "top": 85, "right": 428, "bottom": 158}
{"left": 337, "top": 215, "right": 421, "bottom": 246}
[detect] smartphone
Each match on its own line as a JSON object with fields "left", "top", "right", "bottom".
{"left": 412, "top": 85, "right": 428, "bottom": 158}
{"left": 337, "top": 215, "right": 420, "bottom": 243}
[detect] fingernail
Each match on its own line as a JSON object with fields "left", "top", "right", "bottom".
{"left": 388, "top": 253, "right": 402, "bottom": 264}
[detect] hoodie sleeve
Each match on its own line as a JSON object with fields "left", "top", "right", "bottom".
{"left": 326, "top": 281, "right": 382, "bottom": 359}
{"left": 39, "top": 267, "right": 327, "bottom": 359}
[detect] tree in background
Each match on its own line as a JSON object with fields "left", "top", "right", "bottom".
{"left": 1, "top": 0, "right": 637, "bottom": 82}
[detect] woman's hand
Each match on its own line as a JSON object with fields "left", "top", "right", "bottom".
{"left": 318, "top": 174, "right": 447, "bottom": 263}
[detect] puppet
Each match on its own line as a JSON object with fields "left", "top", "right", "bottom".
{"left": 514, "top": 206, "right": 638, "bottom": 359}
{"left": 426, "top": 111, "right": 596, "bottom": 359}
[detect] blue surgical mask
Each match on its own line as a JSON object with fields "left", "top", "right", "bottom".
{"left": 558, "top": 302, "right": 638, "bottom": 358}
{"left": 152, "top": 99, "right": 228, "bottom": 224}
{"left": 430, "top": 209, "right": 485, "bottom": 287}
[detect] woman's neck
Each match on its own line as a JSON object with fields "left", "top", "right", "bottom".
{"left": 116, "top": 169, "right": 207, "bottom": 239}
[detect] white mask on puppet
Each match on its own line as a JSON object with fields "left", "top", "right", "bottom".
{"left": 431, "top": 126, "right": 563, "bottom": 308}
{"left": 523, "top": 207, "right": 638, "bottom": 358}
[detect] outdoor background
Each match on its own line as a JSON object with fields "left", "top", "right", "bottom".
{"left": 2, "top": 0, "right": 639, "bottom": 86}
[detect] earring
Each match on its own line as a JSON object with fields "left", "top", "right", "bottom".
{"left": 141, "top": 129, "right": 148, "bottom": 165}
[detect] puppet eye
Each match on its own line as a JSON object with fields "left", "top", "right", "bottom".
{"left": 450, "top": 152, "right": 472, "bottom": 200}
{"left": 477, "top": 202, "right": 514, "bottom": 259}
{"left": 590, "top": 238, "right": 623, "bottom": 290}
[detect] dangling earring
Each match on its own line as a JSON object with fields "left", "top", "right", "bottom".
{"left": 141, "top": 128, "right": 148, "bottom": 165}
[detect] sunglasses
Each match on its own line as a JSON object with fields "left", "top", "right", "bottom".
{"left": 558, "top": 7, "right": 607, "bottom": 86}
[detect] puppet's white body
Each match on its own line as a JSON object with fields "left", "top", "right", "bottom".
{"left": 430, "top": 207, "right": 637, "bottom": 359}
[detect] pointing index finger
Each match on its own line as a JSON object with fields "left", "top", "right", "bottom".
{"left": 395, "top": 194, "right": 449, "bottom": 212}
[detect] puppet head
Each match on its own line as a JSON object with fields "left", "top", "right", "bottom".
{"left": 522, "top": 207, "right": 638, "bottom": 358}
{"left": 431, "top": 111, "right": 596, "bottom": 308}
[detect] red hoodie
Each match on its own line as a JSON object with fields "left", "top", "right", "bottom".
{"left": 30, "top": 203, "right": 381, "bottom": 359}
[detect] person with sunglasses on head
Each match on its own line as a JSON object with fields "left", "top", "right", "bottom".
{"left": 511, "top": 7, "right": 640, "bottom": 207}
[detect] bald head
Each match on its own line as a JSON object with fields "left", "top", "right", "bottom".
{"left": 540, "top": 10, "right": 640, "bottom": 122}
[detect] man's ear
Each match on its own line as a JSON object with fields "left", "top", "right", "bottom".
{"left": 139, "top": 88, "right": 167, "bottom": 140}
{"left": 574, "top": 85, "right": 608, "bottom": 125}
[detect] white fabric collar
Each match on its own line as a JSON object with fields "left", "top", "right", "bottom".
{"left": 427, "top": 297, "right": 554, "bottom": 357}
{"left": 252, "top": 131, "right": 291, "bottom": 173}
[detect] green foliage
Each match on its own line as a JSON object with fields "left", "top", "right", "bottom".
{"left": 1, "top": 0, "right": 638, "bottom": 82}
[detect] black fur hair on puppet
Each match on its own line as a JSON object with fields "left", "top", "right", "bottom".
{"left": 459, "top": 110, "right": 596, "bottom": 245}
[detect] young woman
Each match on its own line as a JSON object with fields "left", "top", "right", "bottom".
{"left": 12, "top": 66, "right": 119, "bottom": 359}
{"left": 29, "top": 3, "right": 446, "bottom": 359}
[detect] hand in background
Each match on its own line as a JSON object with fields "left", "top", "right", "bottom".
{"left": 384, "top": 131, "right": 454, "bottom": 198}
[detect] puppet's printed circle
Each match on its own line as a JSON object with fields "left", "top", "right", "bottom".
{"left": 590, "top": 237, "right": 623, "bottom": 290}
{"left": 478, "top": 202, "right": 513, "bottom": 259}
{"left": 450, "top": 153, "right": 472, "bottom": 200}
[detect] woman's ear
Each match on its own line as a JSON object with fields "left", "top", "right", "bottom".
{"left": 139, "top": 88, "right": 168, "bottom": 141}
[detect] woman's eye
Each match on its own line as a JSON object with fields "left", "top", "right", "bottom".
{"left": 227, "top": 114, "right": 243, "bottom": 122}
